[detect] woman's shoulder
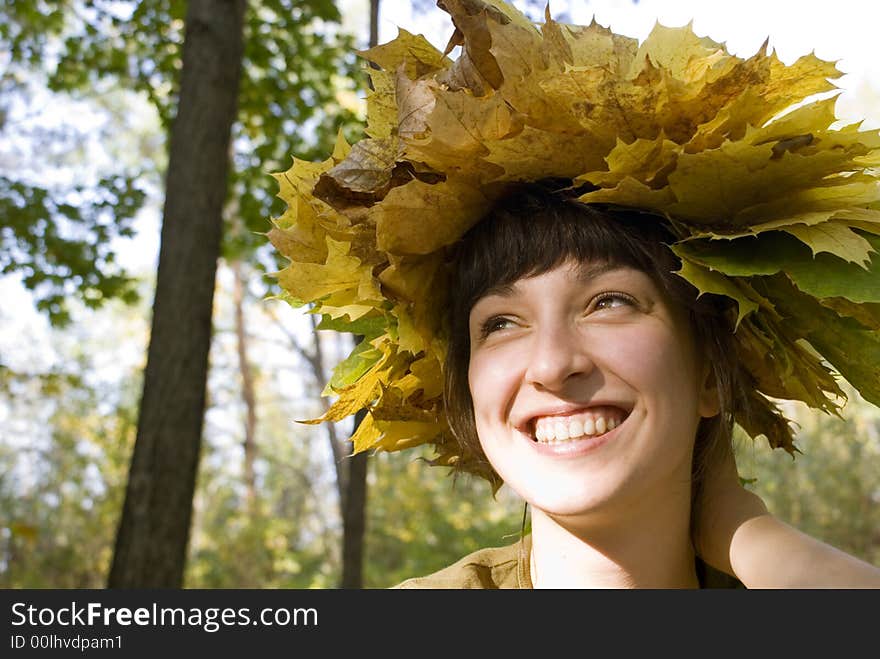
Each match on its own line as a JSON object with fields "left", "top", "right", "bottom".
{"left": 392, "top": 536, "right": 530, "bottom": 589}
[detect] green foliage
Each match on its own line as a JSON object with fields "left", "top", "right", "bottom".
{"left": 185, "top": 451, "right": 337, "bottom": 589}
{"left": 364, "top": 447, "right": 524, "bottom": 588}
{"left": 230, "top": 0, "right": 365, "bottom": 267}
{"left": 1, "top": 0, "right": 365, "bottom": 325}
{"left": 186, "top": 440, "right": 526, "bottom": 589}
{"left": 0, "top": 359, "right": 138, "bottom": 587}
{"left": 0, "top": 175, "right": 143, "bottom": 325}
{"left": 326, "top": 334, "right": 383, "bottom": 391}
{"left": 1, "top": 0, "right": 152, "bottom": 326}
{"left": 317, "top": 312, "right": 387, "bottom": 337}
{"left": 42, "top": 0, "right": 365, "bottom": 266}
{"left": 677, "top": 232, "right": 880, "bottom": 303}
{"left": 48, "top": 1, "right": 188, "bottom": 124}
{"left": 0, "top": 1, "right": 67, "bottom": 68}
{"left": 185, "top": 380, "right": 341, "bottom": 588}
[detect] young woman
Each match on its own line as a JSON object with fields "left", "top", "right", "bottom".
{"left": 394, "top": 185, "right": 880, "bottom": 588}
{"left": 268, "top": 0, "right": 880, "bottom": 588}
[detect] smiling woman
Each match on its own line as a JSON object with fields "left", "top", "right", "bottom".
{"left": 449, "top": 188, "right": 728, "bottom": 587}
{"left": 395, "top": 184, "right": 879, "bottom": 588}
{"left": 393, "top": 185, "right": 739, "bottom": 588}
{"left": 268, "top": 0, "right": 880, "bottom": 588}
{"left": 465, "top": 195, "right": 714, "bottom": 485}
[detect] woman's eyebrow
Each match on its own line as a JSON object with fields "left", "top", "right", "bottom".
{"left": 479, "top": 282, "right": 517, "bottom": 300}
{"left": 476, "top": 263, "right": 626, "bottom": 301}
{"left": 572, "top": 262, "right": 626, "bottom": 285}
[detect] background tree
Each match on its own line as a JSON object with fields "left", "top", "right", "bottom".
{"left": 0, "top": 0, "right": 363, "bottom": 586}
{"left": 108, "top": 0, "right": 247, "bottom": 588}
{"left": 2, "top": 0, "right": 363, "bottom": 319}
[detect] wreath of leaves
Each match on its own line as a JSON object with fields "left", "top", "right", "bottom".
{"left": 269, "top": 0, "right": 880, "bottom": 482}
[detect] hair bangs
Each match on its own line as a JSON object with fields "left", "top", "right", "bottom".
{"left": 450, "top": 187, "right": 678, "bottom": 322}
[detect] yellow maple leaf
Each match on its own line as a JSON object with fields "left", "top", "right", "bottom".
{"left": 350, "top": 412, "right": 442, "bottom": 453}
{"left": 395, "top": 71, "right": 435, "bottom": 141}
{"left": 410, "top": 86, "right": 522, "bottom": 161}
{"left": 580, "top": 135, "right": 680, "bottom": 189}
{"left": 485, "top": 126, "right": 609, "bottom": 182}
{"left": 577, "top": 176, "right": 676, "bottom": 210}
{"left": 277, "top": 237, "right": 377, "bottom": 303}
{"left": 267, "top": 197, "right": 331, "bottom": 264}
{"left": 541, "top": 10, "right": 638, "bottom": 73}
{"left": 373, "top": 176, "right": 492, "bottom": 255}
{"left": 364, "top": 68, "right": 397, "bottom": 140}
{"left": 673, "top": 256, "right": 761, "bottom": 328}
{"left": 436, "top": 0, "right": 538, "bottom": 93}
{"left": 359, "top": 27, "right": 452, "bottom": 79}
{"left": 783, "top": 221, "right": 875, "bottom": 267}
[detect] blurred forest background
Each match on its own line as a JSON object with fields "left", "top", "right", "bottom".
{"left": 1, "top": 0, "right": 878, "bottom": 589}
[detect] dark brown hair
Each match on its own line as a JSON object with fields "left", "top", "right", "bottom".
{"left": 443, "top": 182, "right": 745, "bottom": 509}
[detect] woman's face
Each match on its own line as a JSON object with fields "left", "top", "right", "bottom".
{"left": 467, "top": 260, "right": 718, "bottom": 521}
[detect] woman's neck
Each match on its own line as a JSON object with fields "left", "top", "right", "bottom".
{"left": 529, "top": 493, "right": 699, "bottom": 589}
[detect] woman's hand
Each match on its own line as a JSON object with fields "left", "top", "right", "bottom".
{"left": 694, "top": 440, "right": 880, "bottom": 588}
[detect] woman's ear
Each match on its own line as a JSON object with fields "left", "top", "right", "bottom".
{"left": 698, "top": 363, "right": 721, "bottom": 418}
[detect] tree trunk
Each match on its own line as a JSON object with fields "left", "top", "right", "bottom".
{"left": 307, "top": 312, "right": 347, "bottom": 505}
{"left": 369, "top": 0, "right": 379, "bottom": 49}
{"left": 338, "top": 0, "right": 381, "bottom": 591}
{"left": 340, "top": 408, "right": 368, "bottom": 588}
{"left": 108, "top": 0, "right": 246, "bottom": 588}
{"left": 232, "top": 260, "right": 258, "bottom": 505}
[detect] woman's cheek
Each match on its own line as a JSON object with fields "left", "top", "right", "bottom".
{"left": 605, "top": 323, "right": 689, "bottom": 383}
{"left": 469, "top": 344, "right": 522, "bottom": 406}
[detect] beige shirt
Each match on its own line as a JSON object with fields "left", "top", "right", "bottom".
{"left": 393, "top": 534, "right": 743, "bottom": 589}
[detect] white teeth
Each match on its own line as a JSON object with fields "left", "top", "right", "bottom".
{"left": 532, "top": 413, "right": 623, "bottom": 443}
{"left": 582, "top": 417, "right": 595, "bottom": 436}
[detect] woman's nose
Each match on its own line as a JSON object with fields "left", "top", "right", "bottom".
{"left": 523, "top": 321, "right": 595, "bottom": 391}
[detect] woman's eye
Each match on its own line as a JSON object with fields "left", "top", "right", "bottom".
{"left": 479, "top": 316, "right": 516, "bottom": 337}
{"left": 593, "top": 292, "right": 636, "bottom": 310}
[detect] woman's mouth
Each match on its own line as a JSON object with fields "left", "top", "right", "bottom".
{"left": 530, "top": 406, "right": 629, "bottom": 444}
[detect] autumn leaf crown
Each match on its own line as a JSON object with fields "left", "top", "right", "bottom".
{"left": 269, "top": 0, "right": 880, "bottom": 481}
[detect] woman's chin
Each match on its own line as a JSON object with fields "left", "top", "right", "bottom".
{"left": 520, "top": 480, "right": 625, "bottom": 521}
